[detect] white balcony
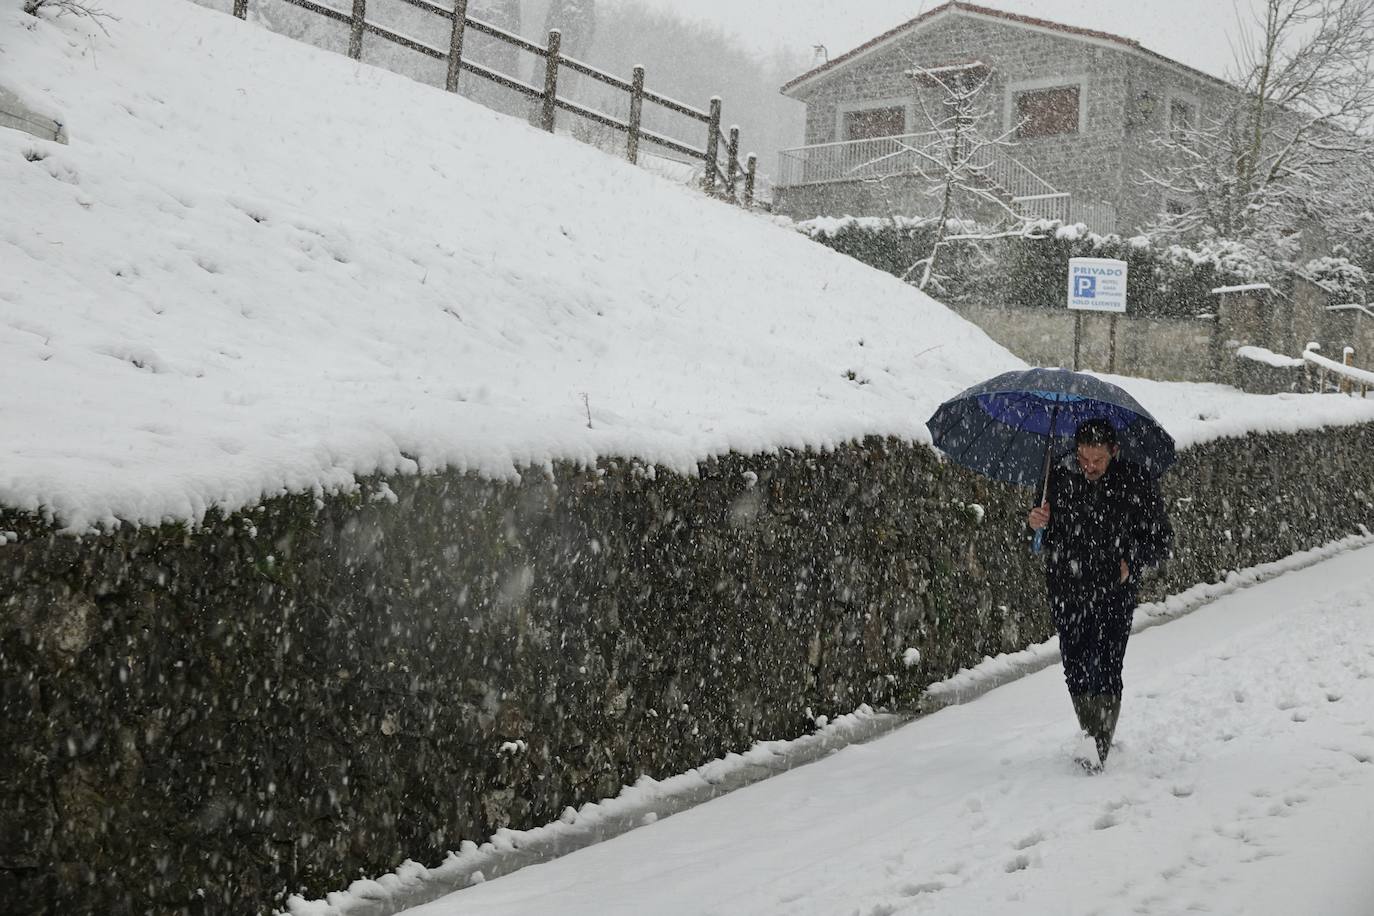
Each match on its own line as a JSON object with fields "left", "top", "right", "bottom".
{"left": 775, "top": 133, "right": 1117, "bottom": 235}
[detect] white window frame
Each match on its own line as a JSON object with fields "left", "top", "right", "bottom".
{"left": 1165, "top": 89, "right": 1201, "bottom": 140}
{"left": 835, "top": 96, "right": 913, "bottom": 141}
{"left": 1005, "top": 74, "right": 1089, "bottom": 137}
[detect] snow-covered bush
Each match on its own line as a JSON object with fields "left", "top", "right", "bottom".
{"left": 794, "top": 215, "right": 1373, "bottom": 319}
{"left": 1301, "top": 256, "right": 1368, "bottom": 300}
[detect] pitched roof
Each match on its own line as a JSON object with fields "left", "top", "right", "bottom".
{"left": 780, "top": 1, "right": 1230, "bottom": 97}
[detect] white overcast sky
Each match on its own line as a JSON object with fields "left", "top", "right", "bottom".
{"left": 629, "top": 0, "right": 1262, "bottom": 82}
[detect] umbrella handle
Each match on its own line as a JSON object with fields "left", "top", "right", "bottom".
{"left": 1032, "top": 527, "right": 1043, "bottom": 554}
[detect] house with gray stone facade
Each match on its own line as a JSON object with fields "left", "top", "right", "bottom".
{"left": 773, "top": 2, "right": 1240, "bottom": 235}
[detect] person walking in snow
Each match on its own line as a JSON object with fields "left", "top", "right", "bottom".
{"left": 1026, "top": 418, "right": 1172, "bottom": 771}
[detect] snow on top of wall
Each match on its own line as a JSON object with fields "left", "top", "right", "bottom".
{"left": 1236, "top": 346, "right": 1304, "bottom": 369}
{"left": 3, "top": 0, "right": 1373, "bottom": 532}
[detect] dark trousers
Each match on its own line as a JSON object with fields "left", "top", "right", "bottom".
{"left": 1049, "top": 582, "right": 1135, "bottom": 695}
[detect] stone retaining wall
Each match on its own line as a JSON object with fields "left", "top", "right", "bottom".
{"left": 3, "top": 428, "right": 1373, "bottom": 914}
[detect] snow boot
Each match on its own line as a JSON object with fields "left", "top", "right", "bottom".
{"left": 1069, "top": 694, "right": 1103, "bottom": 773}
{"left": 1069, "top": 694, "right": 1121, "bottom": 771}
{"left": 1092, "top": 694, "right": 1122, "bottom": 765}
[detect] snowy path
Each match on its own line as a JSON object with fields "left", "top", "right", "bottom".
{"left": 401, "top": 546, "right": 1374, "bottom": 916}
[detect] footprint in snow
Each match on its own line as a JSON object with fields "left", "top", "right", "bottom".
{"left": 1259, "top": 790, "right": 1308, "bottom": 816}
{"left": 1013, "top": 830, "right": 1046, "bottom": 850}
{"left": 898, "top": 880, "right": 945, "bottom": 897}
{"left": 1004, "top": 853, "right": 1034, "bottom": 872}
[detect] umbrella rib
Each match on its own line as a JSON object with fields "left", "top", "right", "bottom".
{"left": 950, "top": 402, "right": 1005, "bottom": 468}
{"left": 989, "top": 407, "right": 1036, "bottom": 485}
{"left": 929, "top": 395, "right": 981, "bottom": 444}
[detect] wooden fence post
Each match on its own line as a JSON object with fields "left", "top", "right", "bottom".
{"left": 1343, "top": 346, "right": 1355, "bottom": 395}
{"left": 704, "top": 97, "right": 721, "bottom": 191}
{"left": 348, "top": 0, "right": 366, "bottom": 60}
{"left": 744, "top": 153, "right": 757, "bottom": 207}
{"left": 541, "top": 29, "right": 562, "bottom": 133}
{"left": 626, "top": 65, "right": 645, "bottom": 164}
{"left": 445, "top": 0, "right": 469, "bottom": 93}
{"left": 726, "top": 125, "right": 740, "bottom": 198}
{"left": 232, "top": 0, "right": 247, "bottom": 18}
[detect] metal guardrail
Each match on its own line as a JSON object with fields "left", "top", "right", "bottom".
{"left": 227, "top": 0, "right": 757, "bottom": 204}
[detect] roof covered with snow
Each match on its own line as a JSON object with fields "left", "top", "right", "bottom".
{"left": 780, "top": 1, "right": 1234, "bottom": 97}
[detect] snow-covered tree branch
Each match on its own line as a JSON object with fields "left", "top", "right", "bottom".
{"left": 23, "top": 0, "right": 115, "bottom": 32}
{"left": 868, "top": 63, "right": 1026, "bottom": 290}
{"left": 1141, "top": 0, "right": 1374, "bottom": 262}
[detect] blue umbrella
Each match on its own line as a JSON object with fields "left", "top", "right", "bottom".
{"left": 926, "top": 368, "right": 1176, "bottom": 548}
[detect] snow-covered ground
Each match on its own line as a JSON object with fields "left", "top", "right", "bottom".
{"left": 5, "top": 0, "right": 1374, "bottom": 533}
{"left": 365, "top": 540, "right": 1374, "bottom": 916}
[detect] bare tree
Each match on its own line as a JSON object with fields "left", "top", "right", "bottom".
{"left": 466, "top": 0, "right": 527, "bottom": 117}
{"left": 1142, "top": 0, "right": 1374, "bottom": 250}
{"left": 865, "top": 64, "right": 1027, "bottom": 290}
{"left": 543, "top": 0, "right": 596, "bottom": 60}
{"left": 577, "top": 4, "right": 807, "bottom": 179}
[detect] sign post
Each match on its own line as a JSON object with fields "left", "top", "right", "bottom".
{"left": 1067, "top": 257, "right": 1128, "bottom": 371}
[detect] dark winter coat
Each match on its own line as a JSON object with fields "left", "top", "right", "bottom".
{"left": 1036, "top": 454, "right": 1172, "bottom": 695}
{"left": 1039, "top": 455, "right": 1172, "bottom": 605}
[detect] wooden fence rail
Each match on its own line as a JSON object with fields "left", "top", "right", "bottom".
{"left": 229, "top": 0, "right": 756, "bottom": 205}
{"left": 1303, "top": 342, "right": 1373, "bottom": 397}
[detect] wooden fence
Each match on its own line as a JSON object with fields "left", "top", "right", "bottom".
{"left": 1304, "top": 343, "right": 1373, "bottom": 396}
{"left": 229, "top": 0, "right": 757, "bottom": 204}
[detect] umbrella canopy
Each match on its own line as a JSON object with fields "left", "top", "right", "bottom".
{"left": 926, "top": 367, "right": 1176, "bottom": 489}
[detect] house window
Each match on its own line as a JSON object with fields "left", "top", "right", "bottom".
{"left": 1014, "top": 86, "right": 1080, "bottom": 138}
{"left": 843, "top": 106, "right": 906, "bottom": 140}
{"left": 1169, "top": 98, "right": 1195, "bottom": 141}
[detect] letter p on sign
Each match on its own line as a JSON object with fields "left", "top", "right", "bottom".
{"left": 1073, "top": 276, "right": 1096, "bottom": 297}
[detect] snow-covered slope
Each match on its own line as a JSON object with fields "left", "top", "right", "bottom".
{"left": 3, "top": 0, "right": 1373, "bottom": 531}
{"left": 1, "top": 0, "right": 1022, "bottom": 530}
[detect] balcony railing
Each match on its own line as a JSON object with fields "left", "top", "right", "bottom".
{"left": 775, "top": 133, "right": 1119, "bottom": 235}
{"left": 776, "top": 132, "right": 943, "bottom": 187}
